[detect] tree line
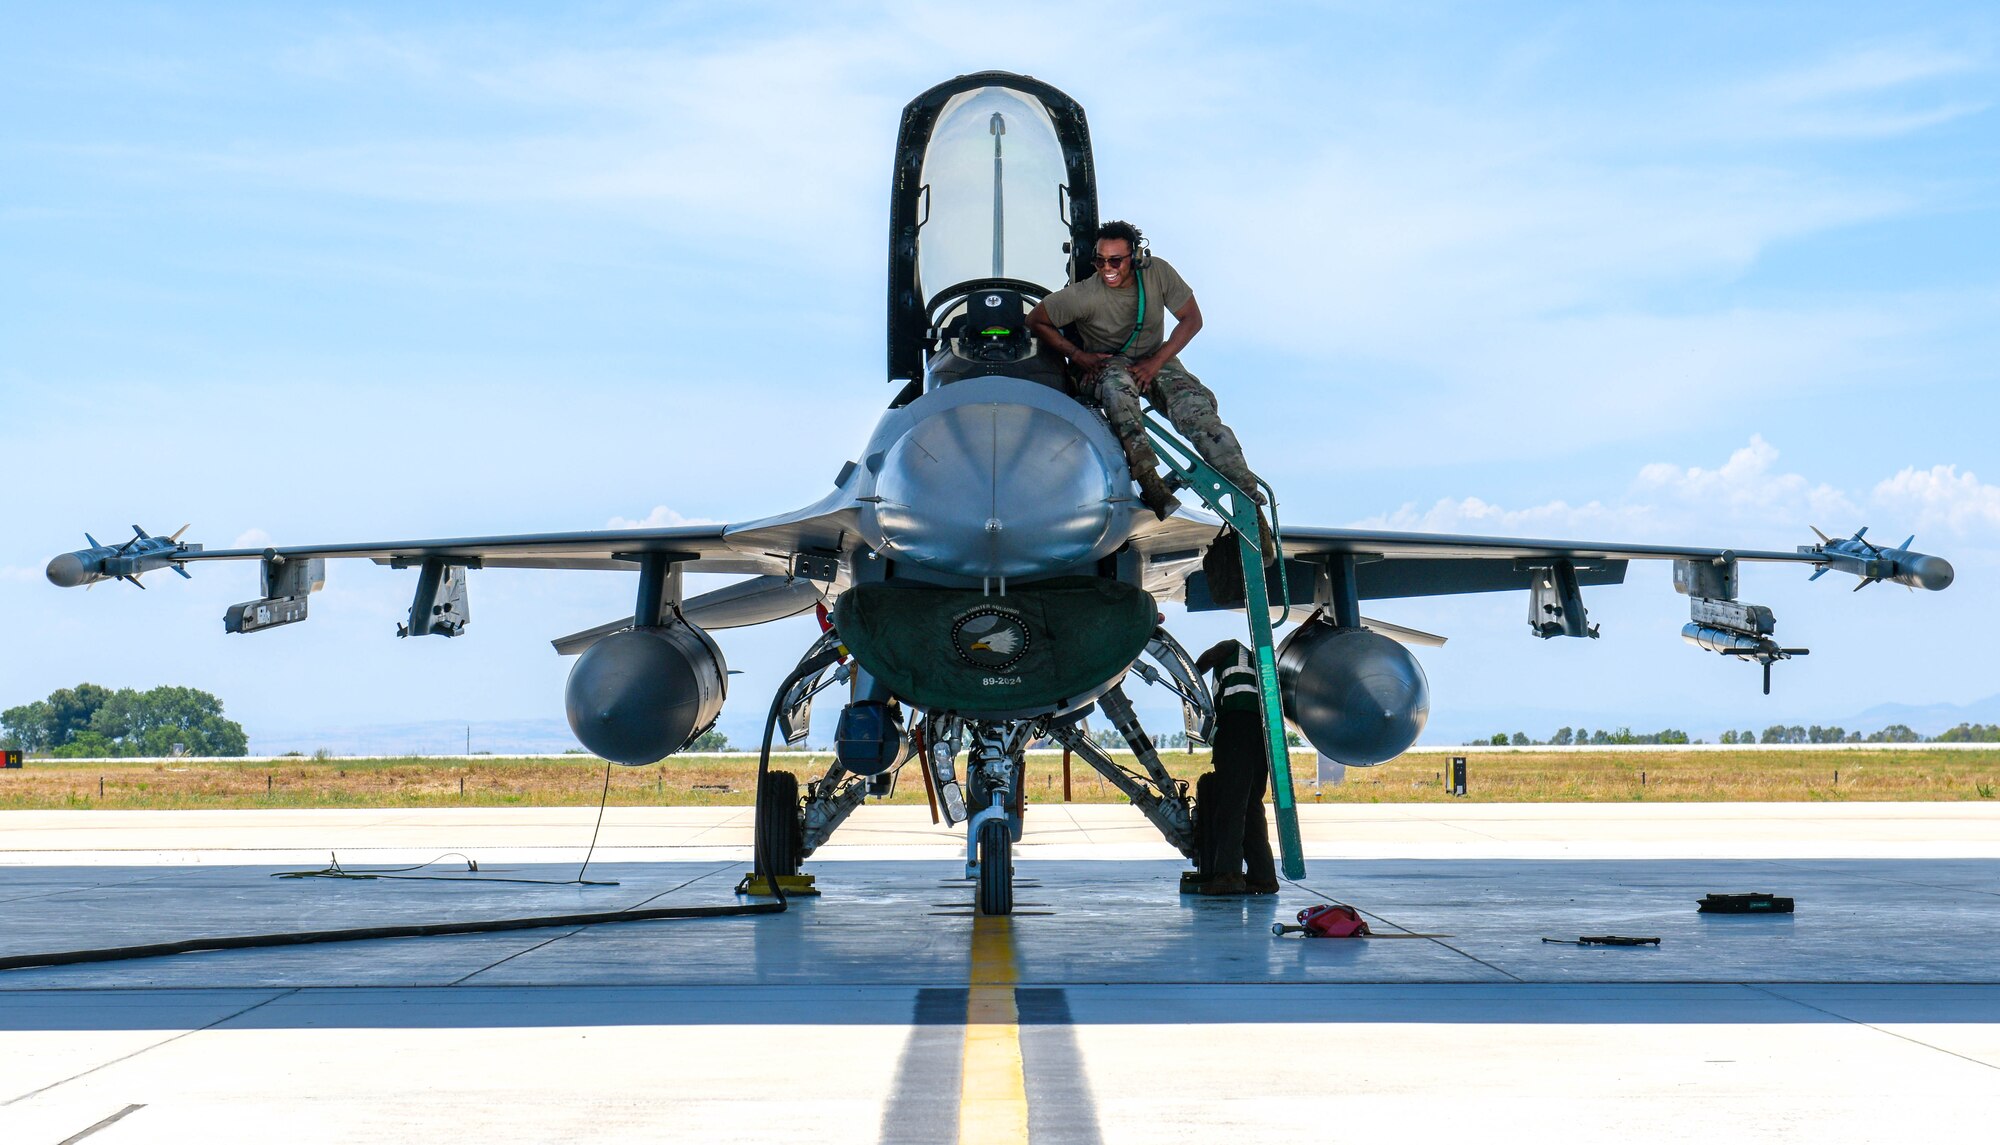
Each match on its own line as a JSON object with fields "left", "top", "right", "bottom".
{"left": 1, "top": 683, "right": 249, "bottom": 757}
{"left": 1474, "top": 722, "right": 2000, "bottom": 747}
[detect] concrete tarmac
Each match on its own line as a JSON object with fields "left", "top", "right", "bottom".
{"left": 3, "top": 803, "right": 1998, "bottom": 1143}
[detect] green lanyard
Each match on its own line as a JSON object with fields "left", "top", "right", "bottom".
{"left": 1114, "top": 263, "right": 1147, "bottom": 356}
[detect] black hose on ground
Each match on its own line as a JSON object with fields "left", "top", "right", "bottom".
{"left": 0, "top": 902, "right": 781, "bottom": 972}
{"left": 0, "top": 636, "right": 850, "bottom": 974}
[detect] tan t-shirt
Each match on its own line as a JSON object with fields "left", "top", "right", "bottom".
{"left": 1041, "top": 257, "right": 1195, "bottom": 365}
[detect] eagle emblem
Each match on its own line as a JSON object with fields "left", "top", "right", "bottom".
{"left": 951, "top": 607, "right": 1031, "bottom": 671}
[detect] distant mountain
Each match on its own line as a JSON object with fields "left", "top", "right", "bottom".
{"left": 1849, "top": 695, "right": 2000, "bottom": 736}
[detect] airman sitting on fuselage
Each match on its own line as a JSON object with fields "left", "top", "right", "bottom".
{"left": 1027, "top": 221, "right": 1265, "bottom": 523}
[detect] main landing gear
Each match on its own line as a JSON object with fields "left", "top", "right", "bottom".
{"left": 744, "top": 633, "right": 1222, "bottom": 915}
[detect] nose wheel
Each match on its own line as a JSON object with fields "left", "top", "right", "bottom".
{"left": 975, "top": 817, "right": 1013, "bottom": 915}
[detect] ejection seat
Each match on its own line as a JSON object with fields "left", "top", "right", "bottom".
{"left": 923, "top": 286, "right": 1071, "bottom": 390}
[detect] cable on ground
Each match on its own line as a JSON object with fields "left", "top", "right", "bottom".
{"left": 0, "top": 659, "right": 869, "bottom": 973}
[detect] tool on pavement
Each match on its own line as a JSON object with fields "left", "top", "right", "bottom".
{"left": 1541, "top": 935, "right": 1661, "bottom": 946}
{"left": 1698, "top": 892, "right": 1794, "bottom": 913}
{"left": 1272, "top": 904, "right": 1370, "bottom": 938}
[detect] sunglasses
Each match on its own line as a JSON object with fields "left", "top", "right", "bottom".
{"left": 1092, "top": 253, "right": 1132, "bottom": 268}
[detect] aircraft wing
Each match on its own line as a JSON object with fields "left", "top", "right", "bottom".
{"left": 45, "top": 507, "right": 860, "bottom": 639}
{"left": 1137, "top": 511, "right": 1953, "bottom": 600}
{"left": 171, "top": 524, "right": 776, "bottom": 575}
{"left": 1273, "top": 523, "right": 1953, "bottom": 596}
{"left": 1146, "top": 513, "right": 1953, "bottom": 691}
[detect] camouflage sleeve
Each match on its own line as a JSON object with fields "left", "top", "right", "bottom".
{"left": 1152, "top": 259, "right": 1194, "bottom": 314}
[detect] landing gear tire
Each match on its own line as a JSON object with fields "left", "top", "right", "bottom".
{"left": 755, "top": 770, "right": 802, "bottom": 878}
{"left": 976, "top": 818, "right": 1013, "bottom": 916}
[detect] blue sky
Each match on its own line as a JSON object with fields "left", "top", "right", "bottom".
{"left": 3, "top": 2, "right": 1996, "bottom": 751}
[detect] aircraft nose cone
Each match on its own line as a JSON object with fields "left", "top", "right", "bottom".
{"left": 872, "top": 401, "right": 1128, "bottom": 578}
{"left": 46, "top": 553, "right": 90, "bottom": 588}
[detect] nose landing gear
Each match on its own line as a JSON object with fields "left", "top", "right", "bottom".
{"left": 962, "top": 721, "right": 1029, "bottom": 915}
{"left": 975, "top": 818, "right": 1013, "bottom": 916}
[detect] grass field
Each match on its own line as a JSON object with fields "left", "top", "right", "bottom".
{"left": 3, "top": 749, "right": 1997, "bottom": 810}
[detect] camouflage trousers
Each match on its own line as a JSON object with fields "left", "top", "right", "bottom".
{"left": 1094, "top": 358, "right": 1261, "bottom": 496}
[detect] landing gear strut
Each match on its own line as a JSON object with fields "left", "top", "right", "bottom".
{"left": 964, "top": 720, "right": 1029, "bottom": 915}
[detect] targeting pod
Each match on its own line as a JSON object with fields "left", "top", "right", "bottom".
{"left": 1674, "top": 558, "right": 1806, "bottom": 694}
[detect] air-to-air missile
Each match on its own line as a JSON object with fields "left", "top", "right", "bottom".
{"left": 1803, "top": 526, "right": 1956, "bottom": 591}
{"left": 44, "top": 526, "right": 199, "bottom": 590}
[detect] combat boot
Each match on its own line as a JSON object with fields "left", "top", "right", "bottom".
{"left": 1245, "top": 877, "right": 1281, "bottom": 895}
{"left": 1138, "top": 470, "right": 1179, "bottom": 520}
{"left": 1191, "top": 873, "right": 1249, "bottom": 896}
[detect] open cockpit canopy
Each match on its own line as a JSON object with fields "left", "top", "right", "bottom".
{"left": 888, "top": 72, "right": 1097, "bottom": 388}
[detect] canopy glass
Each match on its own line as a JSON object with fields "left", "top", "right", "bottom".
{"left": 916, "top": 86, "right": 1072, "bottom": 304}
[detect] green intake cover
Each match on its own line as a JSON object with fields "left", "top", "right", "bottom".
{"left": 832, "top": 577, "right": 1157, "bottom": 715}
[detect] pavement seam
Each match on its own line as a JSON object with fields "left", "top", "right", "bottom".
{"left": 0, "top": 869, "right": 187, "bottom": 907}
{"left": 447, "top": 861, "right": 743, "bottom": 985}
{"left": 1289, "top": 879, "right": 1527, "bottom": 982}
{"left": 1062, "top": 805, "right": 1095, "bottom": 845}
{"left": 55, "top": 1102, "right": 146, "bottom": 1144}
{"left": 616, "top": 861, "right": 744, "bottom": 912}
{"left": 2, "top": 988, "right": 299, "bottom": 1106}
{"left": 1745, "top": 984, "right": 2000, "bottom": 1073}
{"left": 447, "top": 928, "right": 591, "bottom": 986}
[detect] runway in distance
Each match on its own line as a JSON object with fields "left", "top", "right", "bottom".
{"left": 47, "top": 72, "right": 1955, "bottom": 915}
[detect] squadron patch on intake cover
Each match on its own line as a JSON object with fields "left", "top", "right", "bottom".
{"left": 950, "top": 607, "right": 1030, "bottom": 671}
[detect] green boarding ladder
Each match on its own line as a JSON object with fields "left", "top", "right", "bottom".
{"left": 1143, "top": 414, "right": 1306, "bottom": 881}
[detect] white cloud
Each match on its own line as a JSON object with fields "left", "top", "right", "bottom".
{"left": 232, "top": 527, "right": 275, "bottom": 549}
{"left": 605, "top": 506, "right": 719, "bottom": 530}
{"left": 1633, "top": 435, "right": 1857, "bottom": 523}
{"left": 1872, "top": 465, "right": 2000, "bottom": 536}
{"left": 1355, "top": 437, "right": 1864, "bottom": 541}
{"left": 0, "top": 566, "right": 42, "bottom": 583}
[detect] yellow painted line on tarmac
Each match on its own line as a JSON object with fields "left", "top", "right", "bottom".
{"left": 960, "top": 914, "right": 1029, "bottom": 1145}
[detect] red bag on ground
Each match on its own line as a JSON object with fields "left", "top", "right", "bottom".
{"left": 1297, "top": 904, "right": 1370, "bottom": 938}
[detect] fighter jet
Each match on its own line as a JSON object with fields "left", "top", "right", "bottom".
{"left": 48, "top": 72, "right": 1955, "bottom": 914}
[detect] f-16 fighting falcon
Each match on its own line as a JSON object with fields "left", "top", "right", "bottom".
{"left": 47, "top": 73, "right": 1956, "bottom": 915}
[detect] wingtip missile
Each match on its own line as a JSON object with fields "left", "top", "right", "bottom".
{"left": 47, "top": 526, "right": 202, "bottom": 589}
{"left": 1799, "top": 527, "right": 1952, "bottom": 592}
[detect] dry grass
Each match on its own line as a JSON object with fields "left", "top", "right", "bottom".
{"left": 2, "top": 748, "right": 1997, "bottom": 810}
